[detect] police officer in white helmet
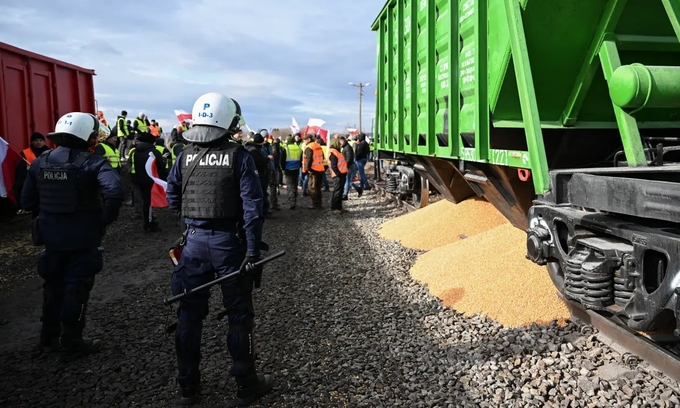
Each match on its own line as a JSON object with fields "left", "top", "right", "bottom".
{"left": 21, "top": 112, "right": 125, "bottom": 362}
{"left": 165, "top": 92, "right": 272, "bottom": 405}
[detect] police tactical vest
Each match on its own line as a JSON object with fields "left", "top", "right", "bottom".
{"left": 181, "top": 142, "right": 243, "bottom": 219}
{"left": 37, "top": 151, "right": 102, "bottom": 213}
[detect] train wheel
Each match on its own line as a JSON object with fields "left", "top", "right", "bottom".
{"left": 546, "top": 261, "right": 566, "bottom": 295}
{"left": 412, "top": 173, "right": 429, "bottom": 209}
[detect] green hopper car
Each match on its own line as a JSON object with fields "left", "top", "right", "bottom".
{"left": 372, "top": 0, "right": 680, "bottom": 336}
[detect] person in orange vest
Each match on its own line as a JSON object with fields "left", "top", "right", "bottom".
{"left": 149, "top": 119, "right": 160, "bottom": 138}
{"left": 301, "top": 134, "right": 325, "bottom": 209}
{"left": 328, "top": 137, "right": 348, "bottom": 214}
{"left": 13, "top": 132, "right": 52, "bottom": 211}
{"left": 21, "top": 132, "right": 52, "bottom": 167}
{"left": 97, "top": 111, "right": 109, "bottom": 128}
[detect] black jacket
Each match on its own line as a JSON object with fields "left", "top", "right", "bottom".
{"left": 132, "top": 142, "right": 167, "bottom": 185}
{"left": 244, "top": 142, "right": 268, "bottom": 180}
{"left": 342, "top": 143, "right": 355, "bottom": 165}
{"left": 355, "top": 140, "right": 370, "bottom": 161}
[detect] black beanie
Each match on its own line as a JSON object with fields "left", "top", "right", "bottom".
{"left": 30, "top": 132, "right": 45, "bottom": 142}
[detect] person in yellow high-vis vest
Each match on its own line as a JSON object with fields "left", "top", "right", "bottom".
{"left": 281, "top": 136, "right": 301, "bottom": 209}
{"left": 132, "top": 112, "right": 150, "bottom": 138}
{"left": 170, "top": 139, "right": 185, "bottom": 168}
{"left": 155, "top": 138, "right": 171, "bottom": 169}
{"left": 116, "top": 110, "right": 131, "bottom": 160}
{"left": 93, "top": 132, "right": 121, "bottom": 174}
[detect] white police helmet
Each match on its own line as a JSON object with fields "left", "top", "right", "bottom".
{"left": 191, "top": 92, "right": 245, "bottom": 131}
{"left": 53, "top": 112, "right": 108, "bottom": 143}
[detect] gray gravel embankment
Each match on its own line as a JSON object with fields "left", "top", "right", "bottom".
{"left": 0, "top": 186, "right": 678, "bottom": 407}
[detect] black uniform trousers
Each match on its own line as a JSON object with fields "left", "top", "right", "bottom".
{"left": 39, "top": 247, "right": 103, "bottom": 348}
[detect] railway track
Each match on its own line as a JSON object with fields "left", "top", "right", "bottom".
{"left": 560, "top": 293, "right": 680, "bottom": 385}
{"left": 374, "top": 177, "right": 680, "bottom": 385}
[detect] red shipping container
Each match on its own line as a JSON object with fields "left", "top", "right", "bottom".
{"left": 0, "top": 42, "right": 96, "bottom": 152}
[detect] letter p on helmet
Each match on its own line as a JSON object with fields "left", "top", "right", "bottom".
{"left": 203, "top": 103, "right": 210, "bottom": 110}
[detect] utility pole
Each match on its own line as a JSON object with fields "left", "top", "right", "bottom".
{"left": 349, "top": 82, "right": 370, "bottom": 133}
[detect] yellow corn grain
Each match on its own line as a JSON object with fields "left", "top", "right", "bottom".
{"left": 409, "top": 223, "right": 570, "bottom": 328}
{"left": 379, "top": 198, "right": 507, "bottom": 250}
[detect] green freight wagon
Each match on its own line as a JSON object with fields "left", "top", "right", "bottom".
{"left": 372, "top": 0, "right": 680, "bottom": 336}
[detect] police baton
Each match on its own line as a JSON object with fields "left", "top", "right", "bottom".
{"left": 163, "top": 250, "right": 286, "bottom": 306}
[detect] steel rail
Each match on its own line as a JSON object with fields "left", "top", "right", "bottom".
{"left": 560, "top": 293, "right": 680, "bottom": 383}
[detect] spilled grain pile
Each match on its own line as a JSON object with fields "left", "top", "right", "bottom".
{"left": 378, "top": 198, "right": 507, "bottom": 250}
{"left": 409, "top": 223, "right": 569, "bottom": 328}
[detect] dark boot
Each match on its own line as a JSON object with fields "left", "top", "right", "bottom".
{"left": 60, "top": 338, "right": 101, "bottom": 362}
{"left": 342, "top": 195, "right": 348, "bottom": 201}
{"left": 179, "top": 387, "right": 199, "bottom": 405}
{"left": 40, "top": 283, "right": 62, "bottom": 353}
{"left": 178, "top": 382, "right": 201, "bottom": 405}
{"left": 357, "top": 187, "right": 363, "bottom": 197}
{"left": 38, "top": 336, "right": 60, "bottom": 354}
{"left": 176, "top": 319, "right": 203, "bottom": 405}
{"left": 235, "top": 374, "right": 273, "bottom": 406}
{"left": 60, "top": 279, "right": 98, "bottom": 362}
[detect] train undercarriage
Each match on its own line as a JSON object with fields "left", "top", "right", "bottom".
{"left": 378, "top": 151, "right": 680, "bottom": 339}
{"left": 527, "top": 167, "right": 680, "bottom": 336}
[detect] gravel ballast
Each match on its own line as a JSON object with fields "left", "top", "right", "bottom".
{"left": 0, "top": 186, "right": 678, "bottom": 407}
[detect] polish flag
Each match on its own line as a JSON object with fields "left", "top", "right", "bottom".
{"left": 174, "top": 110, "right": 192, "bottom": 123}
{"left": 308, "top": 118, "right": 325, "bottom": 128}
{"left": 291, "top": 117, "right": 300, "bottom": 134}
{"left": 302, "top": 118, "right": 327, "bottom": 140}
{"left": 0, "top": 137, "right": 22, "bottom": 203}
{"left": 317, "top": 129, "right": 329, "bottom": 144}
{"left": 145, "top": 151, "right": 168, "bottom": 208}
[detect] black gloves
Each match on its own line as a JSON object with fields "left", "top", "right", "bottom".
{"left": 240, "top": 253, "right": 263, "bottom": 288}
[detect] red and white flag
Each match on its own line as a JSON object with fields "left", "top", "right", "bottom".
{"left": 302, "top": 118, "right": 327, "bottom": 138}
{"left": 347, "top": 128, "right": 359, "bottom": 136}
{"left": 0, "top": 137, "right": 22, "bottom": 202}
{"left": 317, "top": 129, "right": 329, "bottom": 144}
{"left": 174, "top": 109, "right": 192, "bottom": 124}
{"left": 291, "top": 117, "right": 300, "bottom": 134}
{"left": 144, "top": 151, "right": 168, "bottom": 209}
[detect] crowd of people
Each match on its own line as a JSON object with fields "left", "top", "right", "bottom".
{"left": 236, "top": 128, "right": 375, "bottom": 216}
{"left": 13, "top": 92, "right": 384, "bottom": 405}
{"left": 13, "top": 108, "right": 378, "bottom": 229}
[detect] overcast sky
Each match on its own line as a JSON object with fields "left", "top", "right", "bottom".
{"left": 0, "top": 0, "right": 383, "bottom": 133}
